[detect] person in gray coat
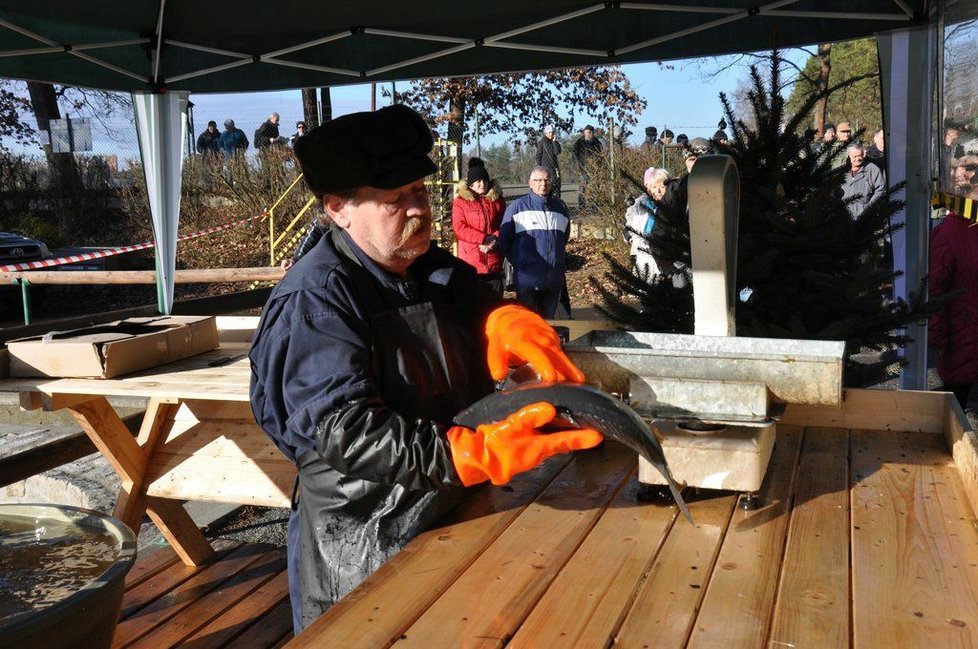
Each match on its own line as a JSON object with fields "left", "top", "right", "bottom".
{"left": 840, "top": 143, "right": 885, "bottom": 218}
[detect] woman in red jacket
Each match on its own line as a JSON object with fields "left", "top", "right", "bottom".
{"left": 452, "top": 157, "right": 506, "bottom": 293}
{"left": 929, "top": 210, "right": 978, "bottom": 409}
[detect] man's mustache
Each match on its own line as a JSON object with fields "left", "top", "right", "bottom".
{"left": 398, "top": 214, "right": 431, "bottom": 244}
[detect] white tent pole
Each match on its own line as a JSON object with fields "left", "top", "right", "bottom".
{"left": 0, "top": 39, "right": 150, "bottom": 58}
{"left": 132, "top": 91, "right": 186, "bottom": 315}
{"left": 617, "top": 0, "right": 800, "bottom": 56}
{"left": 485, "top": 42, "right": 606, "bottom": 57}
{"left": 485, "top": 4, "right": 605, "bottom": 42}
{"left": 262, "top": 31, "right": 352, "bottom": 59}
{"left": 153, "top": 0, "right": 166, "bottom": 83}
{"left": 878, "top": 24, "right": 935, "bottom": 390}
{"left": 363, "top": 28, "right": 470, "bottom": 44}
{"left": 0, "top": 17, "right": 146, "bottom": 81}
{"left": 262, "top": 59, "right": 362, "bottom": 77}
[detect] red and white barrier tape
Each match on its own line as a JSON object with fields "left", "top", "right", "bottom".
{"left": 0, "top": 211, "right": 267, "bottom": 272}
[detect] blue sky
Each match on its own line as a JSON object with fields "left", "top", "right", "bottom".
{"left": 6, "top": 49, "right": 811, "bottom": 160}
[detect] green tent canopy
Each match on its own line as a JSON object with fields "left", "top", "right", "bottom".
{"left": 0, "top": 1, "right": 924, "bottom": 93}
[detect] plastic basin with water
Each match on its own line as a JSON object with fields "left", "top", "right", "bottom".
{"left": 0, "top": 504, "right": 137, "bottom": 649}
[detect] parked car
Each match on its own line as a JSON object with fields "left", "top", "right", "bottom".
{"left": 0, "top": 231, "right": 52, "bottom": 266}
{"left": 0, "top": 231, "right": 52, "bottom": 311}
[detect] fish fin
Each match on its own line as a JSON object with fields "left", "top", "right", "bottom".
{"left": 555, "top": 407, "right": 580, "bottom": 428}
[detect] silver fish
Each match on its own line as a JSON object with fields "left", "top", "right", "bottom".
{"left": 455, "top": 382, "right": 693, "bottom": 524}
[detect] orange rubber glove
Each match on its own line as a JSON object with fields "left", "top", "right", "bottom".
{"left": 447, "top": 402, "right": 603, "bottom": 486}
{"left": 485, "top": 304, "right": 586, "bottom": 383}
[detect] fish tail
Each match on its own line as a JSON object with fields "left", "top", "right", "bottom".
{"left": 658, "top": 464, "right": 695, "bottom": 525}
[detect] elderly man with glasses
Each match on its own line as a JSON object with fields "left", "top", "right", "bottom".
{"left": 498, "top": 166, "right": 572, "bottom": 318}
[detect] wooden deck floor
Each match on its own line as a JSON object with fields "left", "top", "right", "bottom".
{"left": 113, "top": 540, "right": 293, "bottom": 648}
{"left": 291, "top": 423, "right": 978, "bottom": 648}
{"left": 113, "top": 422, "right": 978, "bottom": 648}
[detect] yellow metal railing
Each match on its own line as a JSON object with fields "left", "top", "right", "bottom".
{"left": 267, "top": 173, "right": 311, "bottom": 266}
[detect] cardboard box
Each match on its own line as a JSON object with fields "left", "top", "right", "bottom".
{"left": 7, "top": 316, "right": 219, "bottom": 379}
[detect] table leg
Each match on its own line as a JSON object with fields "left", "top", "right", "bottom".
{"left": 67, "top": 395, "right": 215, "bottom": 566}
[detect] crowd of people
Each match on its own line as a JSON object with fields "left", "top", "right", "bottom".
{"left": 195, "top": 112, "right": 308, "bottom": 160}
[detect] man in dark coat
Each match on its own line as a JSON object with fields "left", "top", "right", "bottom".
{"left": 196, "top": 120, "right": 221, "bottom": 156}
{"left": 254, "top": 112, "right": 281, "bottom": 149}
{"left": 572, "top": 125, "right": 603, "bottom": 208}
{"left": 535, "top": 124, "right": 562, "bottom": 198}
{"left": 249, "top": 104, "right": 601, "bottom": 634}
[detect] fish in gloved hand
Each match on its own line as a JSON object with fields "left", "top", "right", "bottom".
{"left": 455, "top": 381, "right": 694, "bottom": 524}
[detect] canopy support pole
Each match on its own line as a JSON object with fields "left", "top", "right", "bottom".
{"left": 132, "top": 91, "right": 188, "bottom": 315}
{"left": 878, "top": 23, "right": 936, "bottom": 390}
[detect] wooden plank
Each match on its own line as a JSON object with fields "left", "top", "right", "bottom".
{"left": 113, "top": 543, "right": 268, "bottom": 647}
{"left": 392, "top": 443, "right": 636, "bottom": 648}
{"left": 4, "top": 267, "right": 285, "bottom": 284}
{"left": 614, "top": 492, "right": 739, "bottom": 649}
{"left": 769, "top": 427, "right": 851, "bottom": 649}
{"left": 68, "top": 396, "right": 147, "bottom": 486}
{"left": 144, "top": 416, "right": 294, "bottom": 507}
{"left": 944, "top": 395, "right": 978, "bottom": 519}
{"left": 509, "top": 473, "right": 677, "bottom": 647}
{"left": 145, "top": 454, "right": 295, "bottom": 507}
{"left": 174, "top": 399, "right": 256, "bottom": 421}
{"left": 223, "top": 594, "right": 295, "bottom": 649}
{"left": 115, "top": 399, "right": 179, "bottom": 532}
{"left": 290, "top": 455, "right": 574, "bottom": 648}
{"left": 119, "top": 540, "right": 241, "bottom": 621}
{"left": 0, "top": 430, "right": 92, "bottom": 488}
{"left": 124, "top": 545, "right": 183, "bottom": 590}
{"left": 126, "top": 546, "right": 286, "bottom": 649}
{"left": 783, "top": 388, "right": 946, "bottom": 434}
{"left": 0, "top": 409, "right": 142, "bottom": 489}
{"left": 215, "top": 315, "right": 259, "bottom": 344}
{"left": 687, "top": 426, "right": 803, "bottom": 648}
{"left": 181, "top": 570, "right": 290, "bottom": 647}
{"left": 851, "top": 429, "right": 978, "bottom": 648}
{"left": 144, "top": 497, "right": 216, "bottom": 566}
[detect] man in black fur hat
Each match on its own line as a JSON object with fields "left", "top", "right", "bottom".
{"left": 249, "top": 104, "right": 598, "bottom": 634}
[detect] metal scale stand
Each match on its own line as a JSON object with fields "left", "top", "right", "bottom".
{"left": 567, "top": 156, "right": 845, "bottom": 506}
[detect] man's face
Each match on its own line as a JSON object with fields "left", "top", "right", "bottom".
{"left": 270, "top": 114, "right": 280, "bottom": 125}
{"left": 823, "top": 129, "right": 836, "bottom": 142}
{"left": 946, "top": 128, "right": 961, "bottom": 146}
{"left": 583, "top": 129, "right": 594, "bottom": 141}
{"left": 837, "top": 123, "right": 852, "bottom": 142}
{"left": 207, "top": 124, "right": 217, "bottom": 133}
{"left": 848, "top": 147, "right": 864, "bottom": 170}
{"left": 545, "top": 130, "right": 555, "bottom": 141}
{"left": 662, "top": 135, "right": 673, "bottom": 145}
{"left": 529, "top": 170, "right": 552, "bottom": 197}
{"left": 327, "top": 179, "right": 432, "bottom": 276}
{"left": 953, "top": 160, "right": 977, "bottom": 188}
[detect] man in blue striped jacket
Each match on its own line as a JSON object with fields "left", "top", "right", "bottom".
{"left": 498, "top": 166, "right": 571, "bottom": 318}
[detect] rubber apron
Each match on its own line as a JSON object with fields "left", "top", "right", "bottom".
{"left": 290, "top": 231, "right": 492, "bottom": 632}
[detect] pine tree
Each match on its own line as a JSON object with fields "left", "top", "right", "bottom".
{"left": 595, "top": 50, "right": 935, "bottom": 385}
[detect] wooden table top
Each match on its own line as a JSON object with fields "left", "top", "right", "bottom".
{"left": 0, "top": 343, "right": 253, "bottom": 402}
{"left": 288, "top": 421, "right": 978, "bottom": 648}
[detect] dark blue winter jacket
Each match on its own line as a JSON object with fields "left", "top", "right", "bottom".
{"left": 497, "top": 192, "right": 570, "bottom": 293}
